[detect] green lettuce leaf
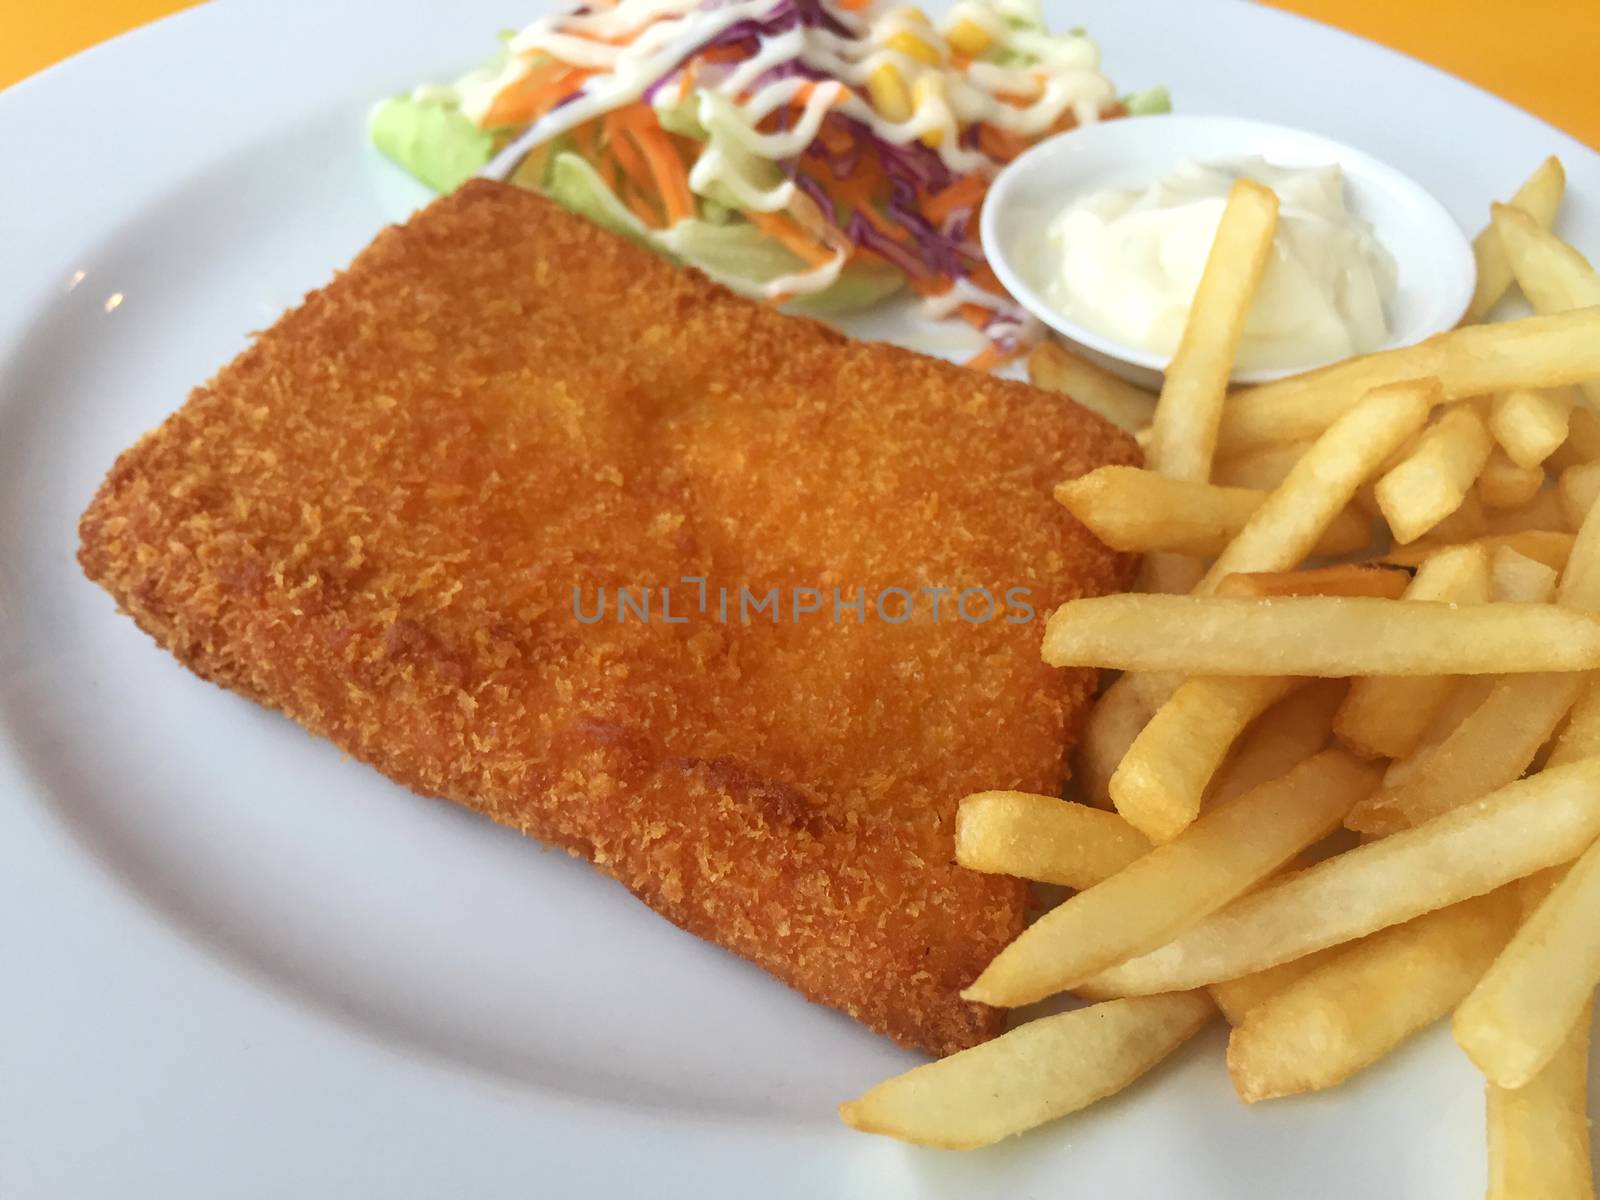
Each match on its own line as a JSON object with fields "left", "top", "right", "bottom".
{"left": 668, "top": 219, "right": 904, "bottom": 313}
{"left": 544, "top": 152, "right": 654, "bottom": 246}
{"left": 542, "top": 152, "right": 902, "bottom": 312}
{"left": 370, "top": 95, "right": 494, "bottom": 193}
{"left": 1123, "top": 85, "right": 1172, "bottom": 116}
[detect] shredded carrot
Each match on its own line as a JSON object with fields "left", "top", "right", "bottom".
{"left": 807, "top": 168, "right": 904, "bottom": 242}
{"left": 623, "top": 184, "right": 664, "bottom": 229}
{"left": 746, "top": 210, "right": 837, "bottom": 267}
{"left": 480, "top": 66, "right": 555, "bottom": 128}
{"left": 605, "top": 115, "right": 654, "bottom": 185}
{"left": 855, "top": 198, "right": 905, "bottom": 241}
{"left": 816, "top": 120, "right": 855, "bottom": 155}
{"left": 603, "top": 104, "right": 661, "bottom": 133}
{"left": 571, "top": 119, "right": 598, "bottom": 159}
{"left": 964, "top": 343, "right": 1026, "bottom": 373}
{"left": 958, "top": 303, "right": 992, "bottom": 329}
{"left": 631, "top": 126, "right": 696, "bottom": 225}
{"left": 1045, "top": 110, "right": 1083, "bottom": 137}
{"left": 835, "top": 0, "right": 872, "bottom": 10}
{"left": 922, "top": 174, "right": 986, "bottom": 226}
{"left": 969, "top": 262, "right": 1008, "bottom": 295}
{"left": 484, "top": 66, "right": 594, "bottom": 128}
{"left": 701, "top": 44, "right": 751, "bottom": 64}
{"left": 820, "top": 168, "right": 879, "bottom": 212}
{"left": 977, "top": 123, "right": 1030, "bottom": 162}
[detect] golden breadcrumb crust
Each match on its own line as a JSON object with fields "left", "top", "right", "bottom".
{"left": 78, "top": 180, "right": 1138, "bottom": 1055}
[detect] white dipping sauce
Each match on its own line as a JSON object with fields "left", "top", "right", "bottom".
{"left": 1045, "top": 157, "right": 1398, "bottom": 372}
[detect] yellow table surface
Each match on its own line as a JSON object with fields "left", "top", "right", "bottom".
{"left": 2, "top": 0, "right": 1596, "bottom": 149}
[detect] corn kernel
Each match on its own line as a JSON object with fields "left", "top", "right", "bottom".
{"left": 885, "top": 30, "right": 941, "bottom": 66}
{"left": 946, "top": 18, "right": 991, "bottom": 56}
{"left": 913, "top": 74, "right": 946, "bottom": 147}
{"left": 867, "top": 64, "right": 912, "bottom": 123}
{"left": 892, "top": 6, "right": 931, "bottom": 24}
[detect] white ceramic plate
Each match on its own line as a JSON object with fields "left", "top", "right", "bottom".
{"left": 1, "top": 3, "right": 1595, "bottom": 1196}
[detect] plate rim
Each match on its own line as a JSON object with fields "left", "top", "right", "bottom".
{"left": 3, "top": 2, "right": 1599, "bottom": 1195}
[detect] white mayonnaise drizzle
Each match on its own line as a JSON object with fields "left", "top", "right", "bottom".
{"left": 476, "top": 0, "right": 1115, "bottom": 308}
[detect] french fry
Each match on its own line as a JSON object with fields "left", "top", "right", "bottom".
{"left": 1075, "top": 757, "right": 1600, "bottom": 998}
{"left": 1484, "top": 1000, "right": 1594, "bottom": 1200}
{"left": 1200, "top": 380, "right": 1437, "bottom": 588}
{"left": 1493, "top": 204, "right": 1600, "bottom": 408}
{"left": 1492, "top": 202, "right": 1600, "bottom": 312}
{"left": 1214, "top": 308, "right": 1600, "bottom": 457}
{"left": 1344, "top": 673, "right": 1585, "bottom": 835}
{"left": 1028, "top": 341, "right": 1158, "bottom": 434}
{"left": 1571, "top": 406, "right": 1600, "bottom": 458}
{"left": 1455, "top": 836, "right": 1600, "bottom": 1088}
{"left": 1131, "top": 381, "right": 1435, "bottom": 838}
{"left": 1147, "top": 179, "right": 1279, "bottom": 483}
{"left": 1556, "top": 478, "right": 1600, "bottom": 610}
{"left": 1333, "top": 544, "right": 1490, "bottom": 758}
{"left": 1380, "top": 529, "right": 1574, "bottom": 571}
{"left": 1548, "top": 404, "right": 1600, "bottom": 473}
{"left": 1077, "top": 673, "right": 1166, "bottom": 809}
{"left": 1226, "top": 886, "right": 1523, "bottom": 1102}
{"left": 1207, "top": 680, "right": 1344, "bottom": 806}
{"left": 1213, "top": 440, "right": 1315, "bottom": 492}
{"left": 1549, "top": 677, "right": 1600, "bottom": 766}
{"left": 1477, "top": 449, "right": 1545, "bottom": 509}
{"left": 1380, "top": 676, "right": 1498, "bottom": 790}
{"left": 1479, "top": 487, "right": 1569, "bottom": 535}
{"left": 1422, "top": 487, "right": 1490, "bottom": 543}
{"left": 955, "top": 792, "right": 1149, "bottom": 890}
{"left": 838, "top": 992, "right": 1215, "bottom": 1148}
{"left": 965, "top": 751, "right": 1378, "bottom": 1007}
{"left": 1110, "top": 677, "right": 1305, "bottom": 843}
{"left": 1491, "top": 546, "right": 1560, "bottom": 602}
{"left": 1375, "top": 406, "right": 1494, "bottom": 544}
{"left": 1209, "top": 946, "right": 1345, "bottom": 1026}
{"left": 1136, "top": 552, "right": 1206, "bottom": 595}
{"left": 1221, "top": 868, "right": 1556, "bottom": 1028}
{"left": 1213, "top": 564, "right": 1406, "bottom": 600}
{"left": 1559, "top": 462, "right": 1600, "bottom": 531}
{"left": 1489, "top": 386, "right": 1574, "bottom": 469}
{"left": 1465, "top": 499, "right": 1600, "bottom": 1100}
{"left": 1465, "top": 156, "right": 1565, "bottom": 321}
{"left": 1041, "top": 594, "right": 1600, "bottom": 677}
{"left": 1055, "top": 468, "right": 1371, "bottom": 559}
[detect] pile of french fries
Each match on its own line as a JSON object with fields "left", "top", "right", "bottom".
{"left": 841, "top": 157, "right": 1600, "bottom": 1197}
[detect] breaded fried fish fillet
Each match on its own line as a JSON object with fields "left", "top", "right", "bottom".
{"left": 78, "top": 180, "right": 1137, "bottom": 1055}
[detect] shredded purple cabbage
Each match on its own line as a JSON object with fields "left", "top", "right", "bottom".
{"left": 830, "top": 115, "right": 952, "bottom": 192}
{"left": 941, "top": 209, "right": 973, "bottom": 243}
{"left": 550, "top": 0, "right": 1020, "bottom": 326}
{"left": 643, "top": 0, "right": 853, "bottom": 100}
{"left": 884, "top": 180, "right": 980, "bottom": 278}
{"left": 845, "top": 211, "right": 930, "bottom": 279}
{"left": 792, "top": 171, "right": 837, "bottom": 225}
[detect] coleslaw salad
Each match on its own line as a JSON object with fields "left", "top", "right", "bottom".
{"left": 371, "top": 0, "right": 1167, "bottom": 367}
